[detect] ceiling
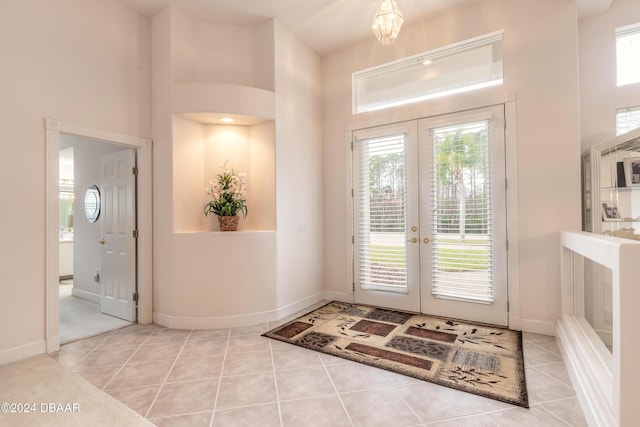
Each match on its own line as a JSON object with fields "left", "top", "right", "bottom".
{"left": 117, "top": 0, "right": 613, "bottom": 56}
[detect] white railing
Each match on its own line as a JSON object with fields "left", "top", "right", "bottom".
{"left": 558, "top": 231, "right": 640, "bottom": 427}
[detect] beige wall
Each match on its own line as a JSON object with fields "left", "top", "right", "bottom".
{"left": 274, "top": 22, "right": 325, "bottom": 307}
{"left": 0, "top": 0, "right": 150, "bottom": 362}
{"left": 321, "top": 0, "right": 582, "bottom": 333}
{"left": 580, "top": 0, "right": 640, "bottom": 150}
{"left": 151, "top": 10, "right": 323, "bottom": 325}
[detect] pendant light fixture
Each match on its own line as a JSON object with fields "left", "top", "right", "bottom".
{"left": 371, "top": 0, "right": 404, "bottom": 45}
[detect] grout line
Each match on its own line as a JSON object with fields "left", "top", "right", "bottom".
{"left": 389, "top": 382, "right": 423, "bottom": 424}
{"left": 143, "top": 329, "right": 193, "bottom": 419}
{"left": 320, "top": 360, "right": 355, "bottom": 427}
{"left": 536, "top": 402, "right": 574, "bottom": 426}
{"left": 209, "top": 327, "right": 231, "bottom": 427}
{"left": 101, "top": 328, "right": 156, "bottom": 391}
{"left": 268, "top": 338, "right": 284, "bottom": 427}
{"left": 149, "top": 409, "right": 212, "bottom": 424}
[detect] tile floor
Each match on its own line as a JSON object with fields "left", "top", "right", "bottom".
{"left": 59, "top": 282, "right": 132, "bottom": 344}
{"left": 51, "top": 306, "right": 588, "bottom": 426}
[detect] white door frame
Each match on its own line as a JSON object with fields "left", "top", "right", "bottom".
{"left": 45, "top": 118, "right": 153, "bottom": 353}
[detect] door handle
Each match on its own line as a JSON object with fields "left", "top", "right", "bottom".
{"left": 423, "top": 237, "right": 430, "bottom": 244}
{"left": 99, "top": 239, "right": 105, "bottom": 245}
{"left": 407, "top": 237, "right": 417, "bottom": 243}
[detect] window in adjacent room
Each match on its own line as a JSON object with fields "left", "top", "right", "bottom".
{"left": 352, "top": 31, "right": 504, "bottom": 114}
{"left": 616, "top": 106, "right": 640, "bottom": 135}
{"left": 616, "top": 23, "right": 640, "bottom": 86}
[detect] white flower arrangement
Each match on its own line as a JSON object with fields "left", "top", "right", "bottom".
{"left": 204, "top": 160, "right": 248, "bottom": 218}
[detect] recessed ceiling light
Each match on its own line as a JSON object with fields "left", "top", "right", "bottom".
{"left": 422, "top": 59, "right": 432, "bottom": 65}
{"left": 219, "top": 117, "right": 235, "bottom": 123}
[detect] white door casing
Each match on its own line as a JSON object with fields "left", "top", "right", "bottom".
{"left": 100, "top": 149, "right": 137, "bottom": 322}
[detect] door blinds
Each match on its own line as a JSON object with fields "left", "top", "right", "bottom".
{"left": 429, "top": 120, "right": 494, "bottom": 303}
{"left": 355, "top": 134, "right": 408, "bottom": 293}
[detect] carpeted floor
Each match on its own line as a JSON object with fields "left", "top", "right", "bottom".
{"left": 263, "top": 301, "right": 528, "bottom": 408}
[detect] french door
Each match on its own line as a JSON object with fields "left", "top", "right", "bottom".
{"left": 353, "top": 105, "right": 508, "bottom": 325}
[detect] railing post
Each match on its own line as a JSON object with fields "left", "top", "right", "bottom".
{"left": 614, "top": 243, "right": 640, "bottom": 426}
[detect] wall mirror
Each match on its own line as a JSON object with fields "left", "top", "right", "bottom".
{"left": 84, "top": 185, "right": 101, "bottom": 223}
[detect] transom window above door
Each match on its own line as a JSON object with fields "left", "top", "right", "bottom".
{"left": 352, "top": 31, "right": 504, "bottom": 114}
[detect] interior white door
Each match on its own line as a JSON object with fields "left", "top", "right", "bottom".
{"left": 353, "top": 122, "right": 421, "bottom": 312}
{"left": 100, "top": 149, "right": 136, "bottom": 322}
{"left": 418, "top": 105, "right": 508, "bottom": 325}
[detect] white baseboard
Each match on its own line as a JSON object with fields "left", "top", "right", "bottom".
{"left": 519, "top": 317, "right": 556, "bottom": 336}
{"left": 556, "top": 315, "right": 614, "bottom": 427}
{"left": 321, "top": 291, "right": 353, "bottom": 304}
{"left": 153, "top": 292, "right": 325, "bottom": 330}
{"left": 71, "top": 288, "right": 100, "bottom": 304}
{"left": 0, "top": 340, "right": 46, "bottom": 366}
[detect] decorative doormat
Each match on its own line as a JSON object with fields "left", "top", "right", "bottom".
{"left": 263, "top": 301, "right": 528, "bottom": 408}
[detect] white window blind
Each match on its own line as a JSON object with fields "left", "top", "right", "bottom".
{"left": 355, "top": 134, "right": 408, "bottom": 293}
{"left": 616, "top": 23, "right": 640, "bottom": 86}
{"left": 616, "top": 106, "right": 640, "bottom": 135}
{"left": 429, "top": 121, "right": 493, "bottom": 303}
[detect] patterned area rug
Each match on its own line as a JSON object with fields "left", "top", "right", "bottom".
{"left": 263, "top": 301, "right": 528, "bottom": 408}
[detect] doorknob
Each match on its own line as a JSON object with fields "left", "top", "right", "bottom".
{"left": 407, "top": 237, "right": 417, "bottom": 243}
{"left": 423, "top": 237, "right": 430, "bottom": 244}
{"left": 99, "top": 239, "right": 105, "bottom": 245}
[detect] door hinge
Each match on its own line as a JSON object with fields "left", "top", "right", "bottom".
{"left": 132, "top": 229, "right": 138, "bottom": 238}
{"left": 352, "top": 235, "right": 354, "bottom": 244}
{"left": 351, "top": 189, "right": 354, "bottom": 197}
{"left": 352, "top": 282, "right": 355, "bottom": 292}
{"left": 133, "top": 292, "right": 139, "bottom": 302}
{"left": 505, "top": 178, "right": 508, "bottom": 190}
{"left": 506, "top": 301, "right": 510, "bottom": 312}
{"left": 351, "top": 141, "right": 354, "bottom": 151}
{"left": 132, "top": 166, "right": 139, "bottom": 176}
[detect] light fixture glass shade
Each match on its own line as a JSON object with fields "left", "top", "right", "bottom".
{"left": 372, "top": 0, "right": 404, "bottom": 45}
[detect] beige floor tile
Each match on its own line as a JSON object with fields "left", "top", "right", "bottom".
{"left": 532, "top": 362, "right": 573, "bottom": 385}
{"left": 152, "top": 411, "right": 212, "bottom": 427}
{"left": 222, "top": 350, "right": 273, "bottom": 376}
{"left": 525, "top": 366, "right": 576, "bottom": 404}
{"left": 216, "top": 372, "right": 277, "bottom": 410}
{"left": 539, "top": 397, "right": 589, "bottom": 426}
{"left": 71, "top": 365, "right": 120, "bottom": 389}
{"left": 167, "top": 355, "right": 224, "bottom": 382}
{"left": 75, "top": 345, "right": 138, "bottom": 368}
{"left": 147, "top": 379, "right": 218, "bottom": 418}
{"left": 272, "top": 345, "right": 323, "bottom": 371}
{"left": 325, "top": 361, "right": 390, "bottom": 393}
{"left": 275, "top": 367, "right": 336, "bottom": 401}
{"left": 395, "top": 381, "right": 512, "bottom": 423}
{"left": 340, "top": 387, "right": 421, "bottom": 426}
{"left": 105, "top": 360, "right": 173, "bottom": 389}
{"left": 99, "top": 332, "right": 151, "bottom": 348}
{"left": 280, "top": 395, "right": 352, "bottom": 427}
{"left": 523, "top": 342, "right": 563, "bottom": 366}
{"left": 62, "top": 333, "right": 113, "bottom": 351}
{"left": 180, "top": 338, "right": 228, "bottom": 358}
{"left": 147, "top": 327, "right": 191, "bottom": 344}
{"left": 227, "top": 335, "right": 271, "bottom": 353}
{"left": 189, "top": 329, "right": 229, "bottom": 341}
{"left": 53, "top": 347, "right": 93, "bottom": 369}
{"left": 230, "top": 323, "right": 269, "bottom": 336}
{"left": 107, "top": 385, "right": 161, "bottom": 417}
{"left": 212, "top": 403, "right": 281, "bottom": 427}
{"left": 129, "top": 341, "right": 185, "bottom": 363}
{"left": 484, "top": 404, "right": 570, "bottom": 426}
